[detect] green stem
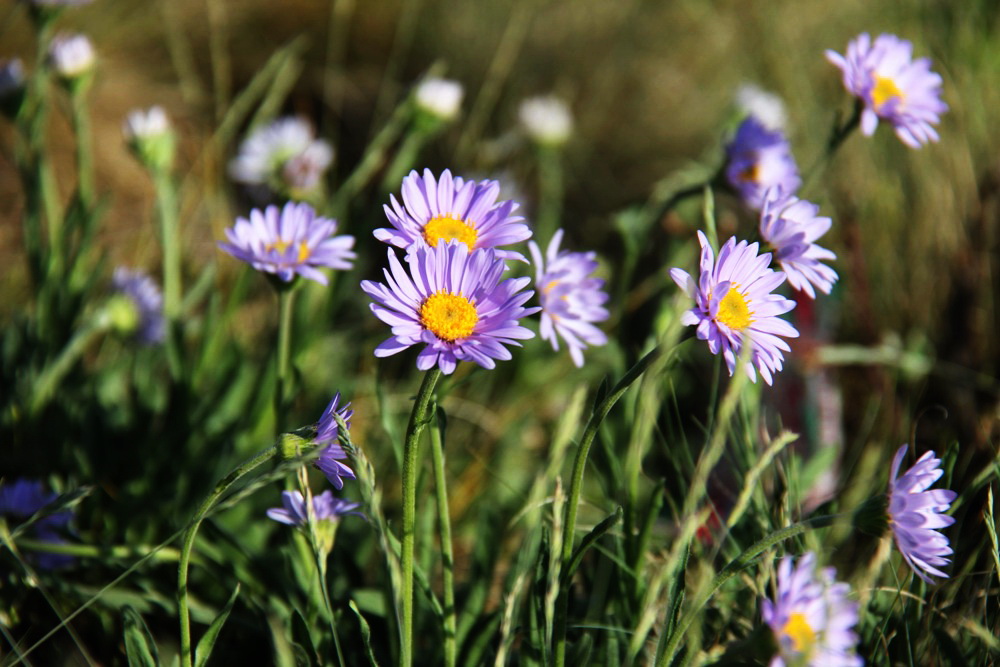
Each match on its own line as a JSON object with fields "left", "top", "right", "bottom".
{"left": 399, "top": 368, "right": 443, "bottom": 667}
{"left": 380, "top": 127, "right": 429, "bottom": 194}
{"left": 153, "top": 168, "right": 183, "bottom": 377}
{"left": 554, "top": 347, "right": 661, "bottom": 667}
{"left": 177, "top": 443, "right": 283, "bottom": 667}
{"left": 536, "top": 146, "right": 564, "bottom": 244}
{"left": 430, "top": 410, "right": 456, "bottom": 667}
{"left": 801, "top": 100, "right": 862, "bottom": 193}
{"left": 16, "top": 538, "right": 182, "bottom": 563}
{"left": 275, "top": 288, "right": 296, "bottom": 433}
{"left": 653, "top": 514, "right": 838, "bottom": 667}
{"left": 28, "top": 316, "right": 110, "bottom": 416}
{"left": 70, "top": 87, "right": 95, "bottom": 212}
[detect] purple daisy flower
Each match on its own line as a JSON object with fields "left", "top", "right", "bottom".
{"left": 724, "top": 116, "right": 801, "bottom": 211}
{"left": 266, "top": 490, "right": 362, "bottom": 526}
{"left": 361, "top": 241, "right": 539, "bottom": 375}
{"left": 759, "top": 189, "right": 838, "bottom": 299}
{"left": 375, "top": 169, "right": 532, "bottom": 261}
{"left": 528, "top": 229, "right": 609, "bottom": 367}
{"left": 888, "top": 445, "right": 957, "bottom": 583}
{"left": 111, "top": 268, "right": 166, "bottom": 345}
{"left": 762, "top": 552, "right": 862, "bottom": 667}
{"left": 219, "top": 201, "right": 356, "bottom": 286}
{"left": 826, "top": 33, "right": 948, "bottom": 148}
{"left": 314, "top": 393, "right": 356, "bottom": 490}
{"left": 670, "top": 232, "right": 799, "bottom": 385}
{"left": 0, "top": 479, "right": 75, "bottom": 570}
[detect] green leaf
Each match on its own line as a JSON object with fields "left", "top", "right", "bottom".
{"left": 123, "top": 605, "right": 160, "bottom": 667}
{"left": 561, "top": 507, "right": 623, "bottom": 586}
{"left": 349, "top": 600, "right": 380, "bottom": 667}
{"left": 193, "top": 583, "right": 240, "bottom": 667}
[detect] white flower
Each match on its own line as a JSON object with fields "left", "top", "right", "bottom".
{"left": 229, "top": 116, "right": 333, "bottom": 191}
{"left": 735, "top": 83, "right": 788, "bottom": 131}
{"left": 123, "top": 106, "right": 170, "bottom": 141}
{"left": 48, "top": 33, "right": 95, "bottom": 79}
{"left": 519, "top": 95, "right": 573, "bottom": 146}
{"left": 415, "top": 77, "right": 464, "bottom": 122}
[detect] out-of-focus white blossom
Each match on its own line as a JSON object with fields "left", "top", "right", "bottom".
{"left": 414, "top": 77, "right": 464, "bottom": 122}
{"left": 519, "top": 95, "right": 573, "bottom": 147}
{"left": 48, "top": 32, "right": 95, "bottom": 79}
{"left": 735, "top": 83, "right": 788, "bottom": 131}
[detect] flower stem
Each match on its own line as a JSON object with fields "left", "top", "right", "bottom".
{"left": 400, "top": 367, "right": 443, "bottom": 667}
{"left": 70, "top": 86, "right": 95, "bottom": 212}
{"left": 177, "top": 443, "right": 283, "bottom": 667}
{"left": 152, "top": 168, "right": 183, "bottom": 377}
{"left": 553, "top": 347, "right": 661, "bottom": 667}
{"left": 28, "top": 315, "right": 110, "bottom": 416}
{"left": 430, "top": 409, "right": 456, "bottom": 667}
{"left": 802, "top": 100, "right": 862, "bottom": 192}
{"left": 535, "top": 146, "right": 564, "bottom": 245}
{"left": 275, "top": 288, "right": 296, "bottom": 433}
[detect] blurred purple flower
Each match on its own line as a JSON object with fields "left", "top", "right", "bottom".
{"left": 759, "top": 189, "right": 838, "bottom": 299}
{"left": 724, "top": 116, "right": 801, "bottom": 210}
{"left": 528, "top": 229, "right": 609, "bottom": 367}
{"left": 762, "top": 552, "right": 862, "bottom": 667}
{"left": 361, "top": 241, "right": 538, "bottom": 375}
{"left": 0, "top": 479, "right": 75, "bottom": 570}
{"left": 826, "top": 33, "right": 947, "bottom": 148}
{"left": 315, "top": 393, "right": 356, "bottom": 490}
{"left": 888, "top": 445, "right": 957, "bottom": 583}
{"left": 219, "top": 201, "right": 355, "bottom": 285}
{"left": 266, "top": 490, "right": 362, "bottom": 526}
{"left": 111, "top": 268, "right": 165, "bottom": 345}
{"left": 670, "top": 232, "right": 798, "bottom": 385}
{"left": 375, "top": 169, "right": 532, "bottom": 261}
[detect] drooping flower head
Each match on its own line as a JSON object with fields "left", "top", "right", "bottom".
{"left": 528, "top": 229, "right": 609, "bottom": 367}
{"left": 266, "top": 490, "right": 362, "bottom": 526}
{"left": 314, "top": 393, "right": 356, "bottom": 490}
{"left": 762, "top": 552, "right": 862, "bottom": 667}
{"left": 219, "top": 201, "right": 355, "bottom": 286}
{"left": 725, "top": 116, "right": 801, "bottom": 211}
{"left": 735, "top": 83, "right": 788, "bottom": 132}
{"left": 888, "top": 445, "right": 957, "bottom": 583}
{"left": 110, "top": 268, "right": 165, "bottom": 345}
{"left": 47, "top": 32, "right": 95, "bottom": 80}
{"left": 0, "top": 479, "right": 75, "bottom": 570}
{"left": 414, "top": 77, "right": 464, "bottom": 123}
{"left": 759, "top": 189, "right": 838, "bottom": 299}
{"left": 670, "top": 232, "right": 799, "bottom": 385}
{"left": 826, "top": 33, "right": 947, "bottom": 148}
{"left": 361, "top": 241, "right": 538, "bottom": 375}
{"left": 519, "top": 95, "right": 573, "bottom": 147}
{"left": 229, "top": 116, "right": 333, "bottom": 192}
{"left": 376, "top": 169, "right": 532, "bottom": 262}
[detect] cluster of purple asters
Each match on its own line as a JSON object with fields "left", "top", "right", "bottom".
{"left": 0, "top": 479, "right": 75, "bottom": 570}
{"left": 826, "top": 33, "right": 947, "bottom": 148}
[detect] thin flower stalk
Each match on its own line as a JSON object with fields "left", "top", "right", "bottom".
{"left": 430, "top": 411, "right": 457, "bottom": 667}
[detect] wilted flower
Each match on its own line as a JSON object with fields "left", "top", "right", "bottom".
{"left": 110, "top": 268, "right": 165, "bottom": 344}
{"left": 735, "top": 83, "right": 788, "bottom": 131}
{"left": 315, "top": 393, "right": 356, "bottom": 490}
{"left": 888, "top": 445, "right": 957, "bottom": 583}
{"left": 266, "top": 490, "right": 362, "bottom": 526}
{"left": 0, "top": 479, "right": 75, "bottom": 570}
{"left": 219, "top": 201, "right": 355, "bottom": 286}
{"left": 826, "top": 33, "right": 947, "bottom": 148}
{"left": 759, "top": 189, "right": 838, "bottom": 299}
{"left": 361, "top": 241, "right": 538, "bottom": 375}
{"left": 670, "top": 232, "right": 798, "bottom": 385}
{"left": 228, "top": 116, "right": 333, "bottom": 192}
{"left": 725, "top": 116, "right": 801, "bottom": 210}
{"left": 414, "top": 77, "right": 464, "bottom": 122}
{"left": 47, "top": 32, "right": 95, "bottom": 79}
{"left": 762, "top": 552, "right": 862, "bottom": 667}
{"left": 528, "top": 229, "right": 609, "bottom": 367}
{"left": 519, "top": 95, "right": 573, "bottom": 146}
{"left": 375, "top": 169, "right": 532, "bottom": 261}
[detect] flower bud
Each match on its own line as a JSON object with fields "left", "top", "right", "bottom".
{"left": 123, "top": 106, "right": 176, "bottom": 171}
{"left": 48, "top": 32, "right": 95, "bottom": 81}
{"left": 519, "top": 95, "right": 573, "bottom": 147}
{"left": 414, "top": 77, "right": 464, "bottom": 123}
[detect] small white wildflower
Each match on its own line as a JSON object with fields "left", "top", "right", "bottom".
{"left": 414, "top": 77, "right": 464, "bottom": 122}
{"left": 48, "top": 33, "right": 95, "bottom": 79}
{"left": 519, "top": 95, "right": 573, "bottom": 147}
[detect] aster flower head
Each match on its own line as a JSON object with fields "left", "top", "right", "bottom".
{"left": 266, "top": 490, "right": 362, "bottom": 526}
{"left": 762, "top": 552, "right": 862, "bottom": 667}
{"left": 725, "top": 116, "right": 802, "bottom": 210}
{"left": 109, "top": 268, "right": 165, "bottom": 345}
{"left": 219, "top": 201, "right": 355, "bottom": 286}
{"left": 314, "top": 393, "right": 356, "bottom": 490}
{"left": 528, "top": 229, "right": 609, "bottom": 367}
{"left": 0, "top": 479, "right": 75, "bottom": 569}
{"left": 759, "top": 189, "right": 838, "bottom": 299}
{"left": 735, "top": 83, "right": 788, "bottom": 131}
{"left": 48, "top": 32, "right": 95, "bottom": 80}
{"left": 361, "top": 241, "right": 539, "bottom": 375}
{"left": 229, "top": 116, "right": 333, "bottom": 193}
{"left": 519, "top": 95, "right": 573, "bottom": 147}
{"left": 123, "top": 106, "right": 175, "bottom": 171}
{"left": 888, "top": 445, "right": 957, "bottom": 583}
{"left": 670, "top": 232, "right": 799, "bottom": 385}
{"left": 826, "top": 33, "right": 947, "bottom": 148}
{"left": 414, "top": 77, "right": 464, "bottom": 122}
{"left": 376, "top": 168, "right": 532, "bottom": 261}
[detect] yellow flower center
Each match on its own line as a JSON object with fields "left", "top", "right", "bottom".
{"left": 872, "top": 75, "right": 904, "bottom": 111}
{"left": 419, "top": 291, "right": 478, "bottom": 342}
{"left": 781, "top": 612, "right": 816, "bottom": 653}
{"left": 265, "top": 240, "right": 312, "bottom": 263}
{"left": 423, "top": 215, "right": 479, "bottom": 250}
{"left": 267, "top": 239, "right": 290, "bottom": 254}
{"left": 738, "top": 163, "right": 760, "bottom": 183}
{"left": 716, "top": 287, "right": 753, "bottom": 330}
{"left": 543, "top": 280, "right": 560, "bottom": 295}
{"left": 297, "top": 242, "right": 311, "bottom": 263}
